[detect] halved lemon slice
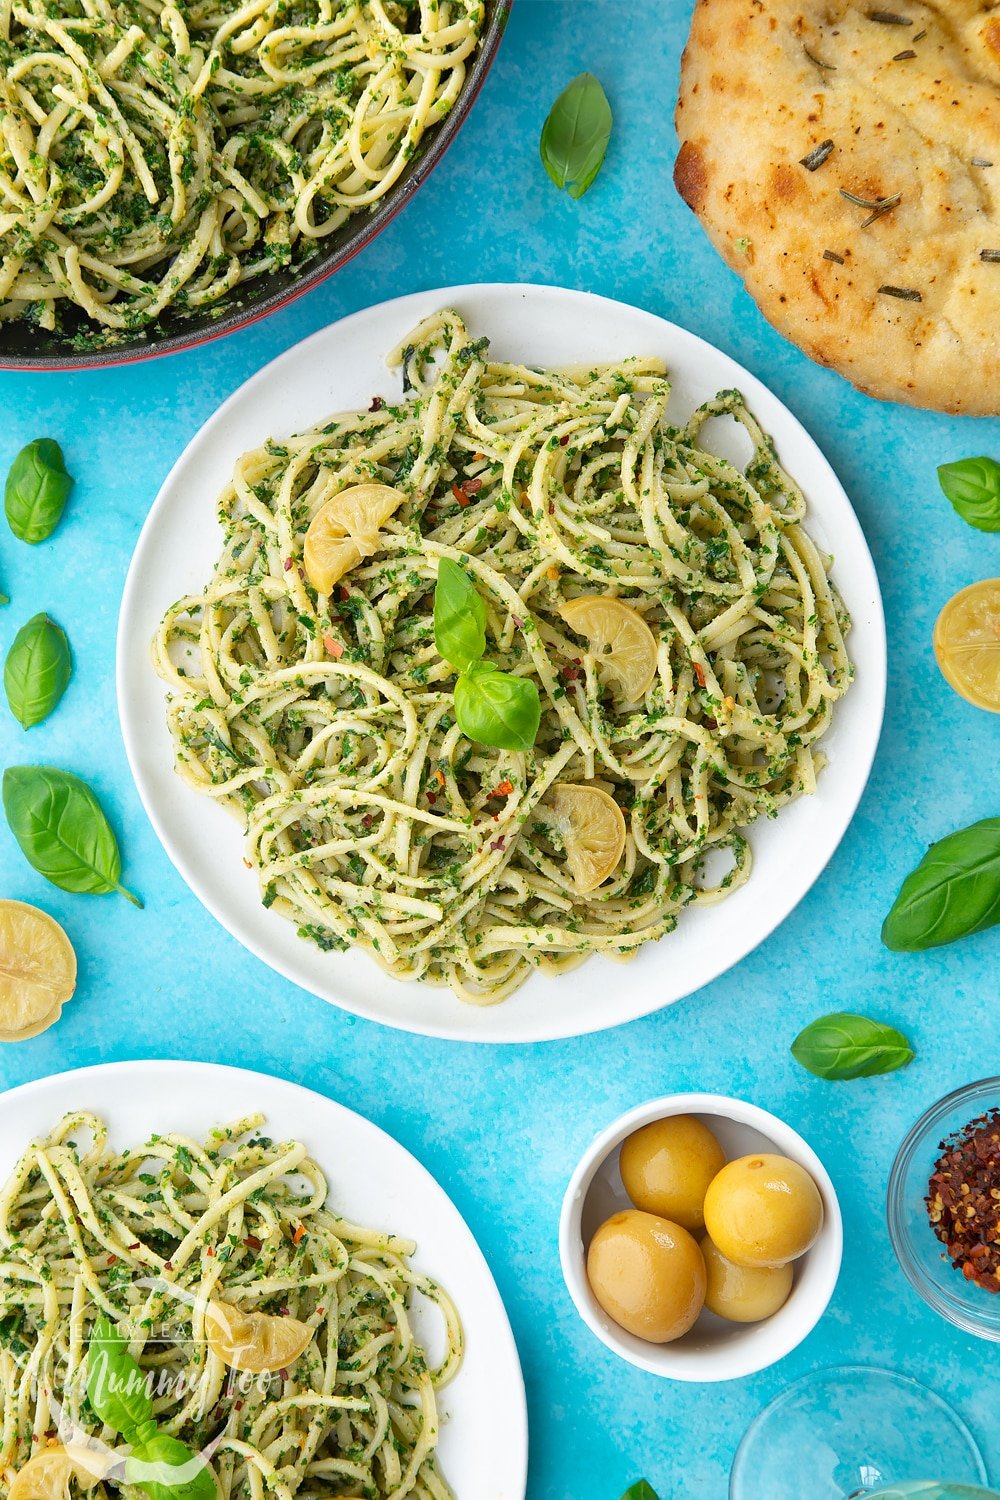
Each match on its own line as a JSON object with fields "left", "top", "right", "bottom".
{"left": 205, "top": 1298, "right": 313, "bottom": 1373}
{"left": 9, "top": 1447, "right": 104, "bottom": 1500}
{"left": 559, "top": 596, "right": 658, "bottom": 701}
{"left": 0, "top": 901, "right": 76, "bottom": 1042}
{"left": 303, "top": 483, "right": 406, "bottom": 594}
{"left": 933, "top": 579, "right": 1000, "bottom": 713}
{"left": 548, "top": 783, "right": 627, "bottom": 894}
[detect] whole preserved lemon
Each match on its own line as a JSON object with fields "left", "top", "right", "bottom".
{"left": 700, "top": 1234, "right": 793, "bottom": 1322}
{"left": 586, "top": 1209, "right": 706, "bottom": 1343}
{"left": 703, "top": 1154, "right": 823, "bottom": 1269}
{"left": 619, "top": 1114, "right": 726, "bottom": 1232}
{"left": 933, "top": 579, "right": 1000, "bottom": 713}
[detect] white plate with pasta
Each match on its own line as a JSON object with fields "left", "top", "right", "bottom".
{"left": 0, "top": 1060, "right": 527, "bottom": 1500}
{"left": 118, "top": 283, "right": 886, "bottom": 1042}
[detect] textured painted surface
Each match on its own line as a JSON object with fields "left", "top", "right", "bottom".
{"left": 2, "top": 3, "right": 1000, "bottom": 1496}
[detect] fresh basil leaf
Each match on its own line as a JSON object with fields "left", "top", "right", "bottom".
{"left": 3, "top": 765, "right": 142, "bottom": 906}
{"left": 938, "top": 457, "right": 1000, "bottom": 532}
{"left": 434, "top": 558, "right": 486, "bottom": 673}
{"left": 126, "top": 1433, "right": 216, "bottom": 1500}
{"left": 791, "top": 1012, "right": 914, "bottom": 1079}
{"left": 4, "top": 612, "right": 72, "bottom": 728}
{"left": 620, "top": 1484, "right": 659, "bottom": 1500}
{"left": 87, "top": 1318, "right": 154, "bottom": 1439}
{"left": 455, "top": 663, "right": 540, "bottom": 751}
{"left": 882, "top": 817, "right": 1000, "bottom": 951}
{"left": 540, "top": 72, "right": 612, "bottom": 199}
{"left": 4, "top": 439, "right": 73, "bottom": 544}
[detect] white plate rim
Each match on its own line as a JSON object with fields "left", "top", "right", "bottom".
{"left": 0, "top": 1059, "right": 528, "bottom": 1500}
{"left": 117, "top": 282, "right": 887, "bottom": 1044}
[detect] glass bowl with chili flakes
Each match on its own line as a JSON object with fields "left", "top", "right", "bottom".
{"left": 888, "top": 1078, "right": 1000, "bottom": 1341}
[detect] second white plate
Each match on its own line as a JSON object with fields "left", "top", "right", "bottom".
{"left": 0, "top": 1062, "right": 527, "bottom": 1499}
{"left": 117, "top": 283, "right": 886, "bottom": 1043}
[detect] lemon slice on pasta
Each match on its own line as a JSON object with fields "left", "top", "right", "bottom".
{"left": 303, "top": 483, "right": 406, "bottom": 594}
{"left": 933, "top": 579, "right": 1000, "bottom": 714}
{"left": 206, "top": 1298, "right": 314, "bottom": 1373}
{"left": 0, "top": 901, "right": 76, "bottom": 1043}
{"left": 9, "top": 1447, "right": 103, "bottom": 1500}
{"left": 548, "top": 783, "right": 627, "bottom": 893}
{"left": 559, "top": 596, "right": 658, "bottom": 701}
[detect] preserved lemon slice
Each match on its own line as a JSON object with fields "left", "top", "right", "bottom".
{"left": 933, "top": 579, "right": 1000, "bottom": 713}
{"left": 205, "top": 1298, "right": 313, "bottom": 1373}
{"left": 559, "top": 596, "right": 658, "bottom": 701}
{"left": 0, "top": 901, "right": 76, "bottom": 1042}
{"left": 548, "top": 783, "right": 627, "bottom": 893}
{"left": 303, "top": 483, "right": 405, "bottom": 593}
{"left": 9, "top": 1447, "right": 104, "bottom": 1500}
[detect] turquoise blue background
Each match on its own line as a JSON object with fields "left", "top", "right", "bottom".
{"left": 2, "top": 2, "right": 1000, "bottom": 1494}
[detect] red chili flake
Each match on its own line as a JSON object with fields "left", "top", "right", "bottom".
{"left": 561, "top": 663, "right": 580, "bottom": 683}
{"left": 451, "top": 484, "right": 471, "bottom": 507}
{"left": 279, "top": 1306, "right": 290, "bottom": 1316}
{"left": 279, "top": 1368, "right": 289, "bottom": 1381}
{"left": 127, "top": 1243, "right": 140, "bottom": 1250}
{"left": 491, "top": 780, "right": 514, "bottom": 797}
{"left": 107, "top": 1255, "right": 117, "bottom": 1266}
{"left": 283, "top": 557, "right": 294, "bottom": 572}
{"left": 559, "top": 434, "right": 570, "bottom": 447}
{"left": 490, "top": 837, "right": 505, "bottom": 851}
{"left": 245, "top": 1234, "right": 262, "bottom": 1251}
{"left": 291, "top": 1225, "right": 305, "bottom": 1246}
{"left": 316, "top": 1307, "right": 325, "bottom": 1317}
{"left": 703, "top": 716, "right": 718, "bottom": 730}
{"left": 512, "top": 615, "right": 524, "bottom": 630}
{"left": 434, "top": 769, "right": 446, "bottom": 787}
{"left": 927, "top": 1108, "right": 1000, "bottom": 1293}
{"left": 693, "top": 662, "right": 707, "bottom": 688}
{"left": 547, "top": 501, "right": 555, "bottom": 515}
{"left": 164, "top": 1261, "right": 173, "bottom": 1271}
{"left": 361, "top": 813, "right": 373, "bottom": 830}
{"left": 206, "top": 1246, "right": 214, "bottom": 1257}
{"left": 369, "top": 396, "right": 385, "bottom": 412}
{"left": 461, "top": 476, "right": 484, "bottom": 496}
{"left": 336, "top": 585, "right": 349, "bottom": 602}
{"left": 426, "top": 791, "right": 437, "bottom": 804}
{"left": 234, "top": 1401, "right": 244, "bottom": 1412}
{"left": 323, "top": 635, "right": 345, "bottom": 659}
{"left": 297, "top": 567, "right": 305, "bottom": 581}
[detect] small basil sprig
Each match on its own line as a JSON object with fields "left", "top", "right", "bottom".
{"left": 938, "top": 457, "right": 1000, "bottom": 532}
{"left": 4, "top": 612, "right": 72, "bottom": 728}
{"left": 620, "top": 1484, "right": 659, "bottom": 1500}
{"left": 3, "top": 765, "right": 142, "bottom": 906}
{"left": 434, "top": 559, "right": 540, "bottom": 752}
{"left": 540, "top": 72, "right": 612, "bottom": 199}
{"left": 88, "top": 1319, "right": 215, "bottom": 1500}
{"left": 791, "top": 1012, "right": 914, "bottom": 1080}
{"left": 882, "top": 817, "right": 1000, "bottom": 951}
{"left": 5, "top": 439, "right": 73, "bottom": 544}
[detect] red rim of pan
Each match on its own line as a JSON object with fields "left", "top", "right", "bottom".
{"left": 1, "top": 0, "right": 512, "bottom": 372}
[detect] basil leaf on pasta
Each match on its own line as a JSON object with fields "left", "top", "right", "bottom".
{"left": 540, "top": 73, "right": 613, "bottom": 199}
{"left": 455, "top": 664, "right": 541, "bottom": 752}
{"left": 434, "top": 558, "right": 486, "bottom": 673}
{"left": 87, "top": 1318, "right": 154, "bottom": 1439}
{"left": 126, "top": 1435, "right": 217, "bottom": 1500}
{"left": 4, "top": 612, "right": 72, "bottom": 728}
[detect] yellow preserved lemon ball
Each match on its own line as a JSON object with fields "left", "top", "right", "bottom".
{"left": 704, "top": 1154, "right": 823, "bottom": 1268}
{"left": 586, "top": 1209, "right": 706, "bottom": 1343}
{"left": 933, "top": 579, "right": 1000, "bottom": 713}
{"left": 619, "top": 1114, "right": 726, "bottom": 1232}
{"left": 700, "top": 1234, "right": 793, "bottom": 1322}
{"left": 0, "top": 900, "right": 76, "bottom": 1043}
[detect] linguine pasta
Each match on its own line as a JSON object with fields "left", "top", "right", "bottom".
{"left": 0, "top": 1112, "right": 462, "bottom": 1500}
{"left": 0, "top": 0, "right": 483, "bottom": 343}
{"left": 153, "top": 310, "right": 854, "bottom": 1005}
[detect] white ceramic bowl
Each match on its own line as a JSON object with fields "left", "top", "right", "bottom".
{"left": 559, "top": 1094, "right": 843, "bottom": 1382}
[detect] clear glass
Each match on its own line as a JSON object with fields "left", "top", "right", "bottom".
{"left": 730, "top": 1368, "right": 988, "bottom": 1500}
{"left": 888, "top": 1077, "right": 1000, "bottom": 1340}
{"left": 867, "top": 1489, "right": 1000, "bottom": 1499}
